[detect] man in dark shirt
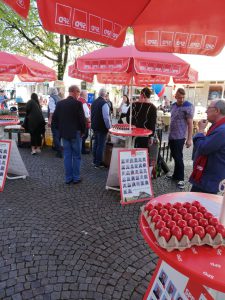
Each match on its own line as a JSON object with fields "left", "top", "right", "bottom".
{"left": 52, "top": 85, "right": 86, "bottom": 184}
{"left": 91, "top": 88, "right": 111, "bottom": 168}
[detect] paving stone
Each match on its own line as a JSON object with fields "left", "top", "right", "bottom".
{"left": 0, "top": 140, "right": 193, "bottom": 299}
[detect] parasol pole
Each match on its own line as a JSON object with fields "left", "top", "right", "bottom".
{"left": 129, "top": 76, "right": 134, "bottom": 132}
{"left": 219, "top": 179, "right": 225, "bottom": 225}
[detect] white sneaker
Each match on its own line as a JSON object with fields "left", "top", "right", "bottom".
{"left": 36, "top": 148, "right": 41, "bottom": 153}
{"left": 177, "top": 181, "right": 185, "bottom": 189}
{"left": 31, "top": 150, "right": 36, "bottom": 155}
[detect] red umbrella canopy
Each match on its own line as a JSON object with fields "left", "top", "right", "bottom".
{"left": 2, "top": 0, "right": 225, "bottom": 55}
{"left": 0, "top": 52, "right": 57, "bottom": 82}
{"left": 69, "top": 46, "right": 198, "bottom": 86}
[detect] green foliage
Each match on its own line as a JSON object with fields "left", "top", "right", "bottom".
{"left": 0, "top": 0, "right": 103, "bottom": 80}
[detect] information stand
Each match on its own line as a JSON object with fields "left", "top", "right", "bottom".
{"left": 118, "top": 148, "right": 153, "bottom": 205}
{"left": 0, "top": 140, "right": 12, "bottom": 191}
{"left": 6, "top": 139, "right": 29, "bottom": 179}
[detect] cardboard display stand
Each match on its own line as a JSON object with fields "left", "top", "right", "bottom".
{"left": 7, "top": 139, "right": 29, "bottom": 179}
{"left": 118, "top": 148, "right": 153, "bottom": 205}
{"left": 0, "top": 140, "right": 12, "bottom": 192}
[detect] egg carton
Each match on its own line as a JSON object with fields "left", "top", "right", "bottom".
{"left": 141, "top": 202, "right": 225, "bottom": 252}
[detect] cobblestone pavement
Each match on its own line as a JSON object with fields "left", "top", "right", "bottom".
{"left": 0, "top": 141, "right": 193, "bottom": 300}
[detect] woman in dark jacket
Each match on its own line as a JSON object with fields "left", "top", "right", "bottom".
{"left": 126, "top": 87, "right": 157, "bottom": 148}
{"left": 23, "top": 93, "right": 45, "bottom": 155}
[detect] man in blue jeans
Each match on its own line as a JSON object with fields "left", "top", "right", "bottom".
{"left": 167, "top": 88, "right": 194, "bottom": 189}
{"left": 52, "top": 85, "right": 86, "bottom": 184}
{"left": 91, "top": 89, "right": 111, "bottom": 169}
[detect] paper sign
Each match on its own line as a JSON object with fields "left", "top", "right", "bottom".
{"left": 118, "top": 149, "right": 153, "bottom": 205}
{"left": 0, "top": 140, "right": 12, "bottom": 192}
{"left": 145, "top": 260, "right": 216, "bottom": 300}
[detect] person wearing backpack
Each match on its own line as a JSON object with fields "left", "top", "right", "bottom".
{"left": 48, "top": 87, "right": 62, "bottom": 158}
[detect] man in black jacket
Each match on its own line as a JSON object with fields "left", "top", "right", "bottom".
{"left": 53, "top": 85, "right": 86, "bottom": 184}
{"left": 91, "top": 88, "right": 111, "bottom": 168}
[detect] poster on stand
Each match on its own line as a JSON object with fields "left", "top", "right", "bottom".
{"left": 144, "top": 260, "right": 215, "bottom": 300}
{"left": 118, "top": 148, "right": 153, "bottom": 205}
{"left": 0, "top": 140, "right": 12, "bottom": 192}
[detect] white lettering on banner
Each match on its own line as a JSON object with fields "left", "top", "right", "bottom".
{"left": 210, "top": 262, "right": 221, "bottom": 268}
{"left": 89, "top": 14, "right": 101, "bottom": 34}
{"left": 144, "top": 30, "right": 218, "bottom": 51}
{"left": 203, "top": 271, "right": 214, "bottom": 279}
{"left": 55, "top": 4, "right": 72, "bottom": 27}
{"left": 217, "top": 248, "right": 222, "bottom": 256}
{"left": 55, "top": 3, "right": 122, "bottom": 40}
{"left": 184, "top": 289, "right": 195, "bottom": 300}
{"left": 176, "top": 254, "right": 183, "bottom": 262}
{"left": 74, "top": 21, "right": 86, "bottom": 30}
{"left": 17, "top": 0, "right": 25, "bottom": 8}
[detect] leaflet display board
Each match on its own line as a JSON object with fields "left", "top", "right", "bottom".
{"left": 118, "top": 148, "right": 153, "bottom": 205}
{"left": 145, "top": 260, "right": 215, "bottom": 300}
{"left": 0, "top": 140, "right": 12, "bottom": 192}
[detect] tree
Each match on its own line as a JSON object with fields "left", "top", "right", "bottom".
{"left": 0, "top": 0, "right": 102, "bottom": 80}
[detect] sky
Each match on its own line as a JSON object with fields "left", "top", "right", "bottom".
{"left": 177, "top": 48, "right": 225, "bottom": 81}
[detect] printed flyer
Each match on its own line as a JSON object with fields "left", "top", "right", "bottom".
{"left": 118, "top": 148, "right": 153, "bottom": 204}
{"left": 0, "top": 140, "right": 12, "bottom": 192}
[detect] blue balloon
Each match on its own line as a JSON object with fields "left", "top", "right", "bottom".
{"left": 152, "top": 84, "right": 164, "bottom": 95}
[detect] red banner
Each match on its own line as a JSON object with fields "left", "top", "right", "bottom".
{"left": 2, "top": 0, "right": 30, "bottom": 19}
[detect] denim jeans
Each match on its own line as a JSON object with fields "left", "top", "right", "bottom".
{"left": 92, "top": 131, "right": 107, "bottom": 166}
{"left": 169, "top": 138, "right": 185, "bottom": 181}
{"left": 62, "top": 131, "right": 82, "bottom": 183}
{"left": 51, "top": 124, "right": 62, "bottom": 154}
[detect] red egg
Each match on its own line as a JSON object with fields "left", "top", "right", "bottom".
{"left": 155, "top": 203, "right": 163, "bottom": 211}
{"left": 194, "top": 212, "right": 204, "bottom": 220}
{"left": 159, "top": 227, "right": 171, "bottom": 242}
{"left": 163, "top": 214, "right": 172, "bottom": 223}
{"left": 189, "top": 206, "right": 198, "bottom": 214}
{"left": 145, "top": 202, "right": 154, "bottom": 211}
{"left": 178, "top": 207, "right": 188, "bottom": 215}
{"left": 171, "top": 225, "right": 183, "bottom": 241}
{"left": 173, "top": 202, "right": 182, "bottom": 209}
{"left": 204, "top": 212, "right": 213, "bottom": 219}
{"left": 159, "top": 208, "right": 168, "bottom": 216}
{"left": 177, "top": 219, "right": 187, "bottom": 228}
{"left": 167, "top": 220, "right": 176, "bottom": 229}
{"left": 199, "top": 206, "right": 207, "bottom": 214}
{"left": 205, "top": 225, "right": 217, "bottom": 238}
{"left": 152, "top": 214, "right": 162, "bottom": 223}
{"left": 173, "top": 213, "right": 182, "bottom": 222}
{"left": 194, "top": 226, "right": 205, "bottom": 239}
{"left": 164, "top": 203, "right": 172, "bottom": 210}
{"left": 155, "top": 220, "right": 166, "bottom": 230}
{"left": 184, "top": 213, "right": 193, "bottom": 222}
{"left": 209, "top": 217, "right": 219, "bottom": 226}
{"left": 169, "top": 208, "right": 177, "bottom": 216}
{"left": 216, "top": 224, "right": 225, "bottom": 238}
{"left": 149, "top": 209, "right": 158, "bottom": 217}
{"left": 192, "top": 200, "right": 201, "bottom": 208}
{"left": 188, "top": 218, "right": 199, "bottom": 228}
{"left": 199, "top": 218, "right": 209, "bottom": 227}
{"left": 183, "top": 202, "right": 192, "bottom": 209}
{"left": 183, "top": 226, "right": 194, "bottom": 240}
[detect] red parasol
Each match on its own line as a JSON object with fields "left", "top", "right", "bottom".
{"left": 0, "top": 51, "right": 57, "bottom": 82}
{"left": 69, "top": 46, "right": 198, "bottom": 86}
{"left": 2, "top": 0, "right": 225, "bottom": 55}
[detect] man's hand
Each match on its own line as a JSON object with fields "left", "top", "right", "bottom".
{"left": 48, "top": 120, "right": 51, "bottom": 128}
{"left": 198, "top": 119, "right": 208, "bottom": 132}
{"left": 185, "top": 139, "right": 192, "bottom": 148}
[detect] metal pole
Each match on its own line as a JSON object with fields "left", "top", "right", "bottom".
{"left": 129, "top": 76, "right": 134, "bottom": 131}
